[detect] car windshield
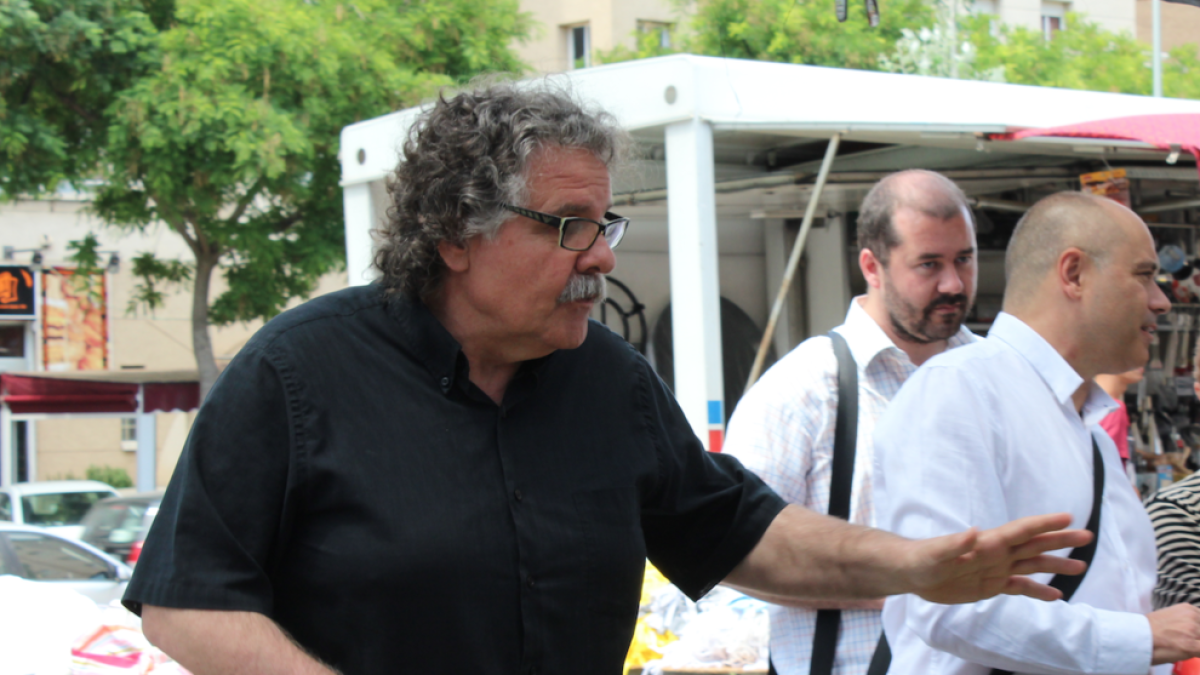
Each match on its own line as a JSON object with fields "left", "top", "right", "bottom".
{"left": 21, "top": 491, "right": 113, "bottom": 527}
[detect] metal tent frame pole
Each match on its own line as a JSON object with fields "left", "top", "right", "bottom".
{"left": 746, "top": 133, "right": 842, "bottom": 393}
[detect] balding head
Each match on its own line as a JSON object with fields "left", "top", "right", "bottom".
{"left": 1003, "top": 192, "right": 1134, "bottom": 312}
{"left": 858, "top": 169, "right": 974, "bottom": 265}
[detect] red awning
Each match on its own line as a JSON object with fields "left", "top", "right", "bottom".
{"left": 0, "top": 372, "right": 200, "bottom": 415}
{"left": 994, "top": 113, "right": 1200, "bottom": 179}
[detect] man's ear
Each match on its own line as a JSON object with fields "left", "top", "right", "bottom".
{"left": 438, "top": 239, "right": 470, "bottom": 273}
{"left": 1057, "top": 247, "right": 1086, "bottom": 301}
{"left": 860, "top": 248, "right": 884, "bottom": 290}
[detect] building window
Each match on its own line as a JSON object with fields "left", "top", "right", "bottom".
{"left": 638, "top": 20, "right": 673, "bottom": 49}
{"left": 566, "top": 24, "right": 590, "bottom": 69}
{"left": 0, "top": 325, "right": 25, "bottom": 358}
{"left": 1041, "top": 1, "right": 1067, "bottom": 39}
{"left": 121, "top": 417, "right": 137, "bottom": 451}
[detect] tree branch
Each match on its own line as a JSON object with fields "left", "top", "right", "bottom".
{"left": 225, "top": 177, "right": 267, "bottom": 226}
{"left": 46, "top": 83, "right": 100, "bottom": 124}
{"left": 272, "top": 212, "right": 304, "bottom": 233}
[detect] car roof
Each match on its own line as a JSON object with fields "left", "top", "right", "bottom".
{"left": 1, "top": 480, "right": 121, "bottom": 497}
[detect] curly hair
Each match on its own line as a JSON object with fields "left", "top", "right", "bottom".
{"left": 374, "top": 81, "right": 629, "bottom": 299}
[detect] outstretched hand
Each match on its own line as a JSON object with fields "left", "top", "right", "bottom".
{"left": 905, "top": 512, "right": 1092, "bottom": 604}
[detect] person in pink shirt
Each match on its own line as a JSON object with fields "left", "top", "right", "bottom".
{"left": 1096, "top": 366, "right": 1144, "bottom": 469}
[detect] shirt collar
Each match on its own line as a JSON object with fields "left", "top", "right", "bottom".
{"left": 988, "top": 312, "right": 1118, "bottom": 424}
{"left": 834, "top": 296, "right": 977, "bottom": 369}
{"left": 384, "top": 290, "right": 466, "bottom": 395}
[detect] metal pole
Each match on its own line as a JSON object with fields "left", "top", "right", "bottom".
{"left": 745, "top": 133, "right": 841, "bottom": 393}
{"left": 1153, "top": 0, "right": 1163, "bottom": 97}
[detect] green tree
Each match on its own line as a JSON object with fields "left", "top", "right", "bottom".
{"left": 0, "top": 0, "right": 162, "bottom": 196}
{"left": 883, "top": 9, "right": 1200, "bottom": 100}
{"left": 600, "top": 0, "right": 936, "bottom": 70}
{"left": 14, "top": 0, "right": 530, "bottom": 400}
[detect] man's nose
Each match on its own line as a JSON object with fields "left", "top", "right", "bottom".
{"left": 579, "top": 235, "right": 617, "bottom": 275}
{"left": 1150, "top": 277, "right": 1172, "bottom": 315}
{"left": 938, "top": 267, "right": 965, "bottom": 295}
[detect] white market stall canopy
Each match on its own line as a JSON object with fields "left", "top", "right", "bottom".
{"left": 339, "top": 54, "right": 1200, "bottom": 450}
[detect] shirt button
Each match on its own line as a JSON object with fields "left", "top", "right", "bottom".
{"left": 440, "top": 376, "right": 450, "bottom": 388}
{"left": 514, "top": 489, "right": 523, "bottom": 502}
{"left": 527, "top": 577, "right": 536, "bottom": 589}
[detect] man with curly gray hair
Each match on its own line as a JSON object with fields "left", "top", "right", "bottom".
{"left": 127, "top": 82, "right": 1092, "bottom": 675}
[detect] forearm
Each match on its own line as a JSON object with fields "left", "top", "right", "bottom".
{"left": 723, "top": 504, "right": 916, "bottom": 601}
{"left": 903, "top": 595, "right": 1152, "bottom": 674}
{"left": 141, "top": 606, "right": 339, "bottom": 675}
{"left": 731, "top": 585, "right": 884, "bottom": 610}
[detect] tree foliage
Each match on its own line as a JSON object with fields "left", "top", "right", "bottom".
{"left": 883, "top": 9, "right": 1200, "bottom": 99}
{"left": 4, "top": 0, "right": 531, "bottom": 398}
{"left": 0, "top": 0, "right": 160, "bottom": 196}
{"left": 599, "top": 0, "right": 1199, "bottom": 101}
{"left": 600, "top": 0, "right": 936, "bottom": 70}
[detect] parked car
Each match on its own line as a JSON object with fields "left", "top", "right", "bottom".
{"left": 0, "top": 480, "right": 120, "bottom": 539}
{"left": 80, "top": 491, "right": 163, "bottom": 565}
{"left": 0, "top": 522, "right": 132, "bottom": 606}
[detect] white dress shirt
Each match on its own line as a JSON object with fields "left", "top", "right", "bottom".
{"left": 874, "top": 312, "right": 1164, "bottom": 675}
{"left": 725, "top": 297, "right": 975, "bottom": 675}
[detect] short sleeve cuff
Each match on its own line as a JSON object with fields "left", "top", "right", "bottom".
{"left": 677, "top": 491, "right": 788, "bottom": 600}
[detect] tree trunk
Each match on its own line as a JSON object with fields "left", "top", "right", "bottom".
{"left": 192, "top": 249, "right": 221, "bottom": 403}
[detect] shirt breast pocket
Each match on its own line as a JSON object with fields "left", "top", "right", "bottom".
{"left": 573, "top": 487, "right": 647, "bottom": 620}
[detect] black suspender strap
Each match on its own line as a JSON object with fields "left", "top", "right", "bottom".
{"left": 809, "top": 332, "right": 859, "bottom": 675}
{"left": 989, "top": 436, "right": 1104, "bottom": 675}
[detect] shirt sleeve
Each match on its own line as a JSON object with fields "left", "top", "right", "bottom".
{"left": 636, "top": 362, "right": 787, "bottom": 601}
{"left": 723, "top": 338, "right": 836, "bottom": 509}
{"left": 1148, "top": 493, "right": 1200, "bottom": 609}
{"left": 123, "top": 343, "right": 296, "bottom": 616}
{"left": 875, "top": 365, "right": 1152, "bottom": 675}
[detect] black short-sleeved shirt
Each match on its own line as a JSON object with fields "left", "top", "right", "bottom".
{"left": 123, "top": 284, "right": 785, "bottom": 675}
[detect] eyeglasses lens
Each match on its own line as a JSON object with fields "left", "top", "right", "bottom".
{"left": 562, "top": 220, "right": 601, "bottom": 250}
{"left": 604, "top": 220, "right": 627, "bottom": 249}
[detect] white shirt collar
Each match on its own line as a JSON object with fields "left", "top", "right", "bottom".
{"left": 988, "top": 312, "right": 1118, "bottom": 425}
{"left": 835, "top": 296, "right": 977, "bottom": 370}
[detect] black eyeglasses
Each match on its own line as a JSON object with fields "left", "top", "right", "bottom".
{"left": 501, "top": 204, "right": 630, "bottom": 251}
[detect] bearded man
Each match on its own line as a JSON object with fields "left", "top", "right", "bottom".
{"left": 725, "top": 169, "right": 979, "bottom": 675}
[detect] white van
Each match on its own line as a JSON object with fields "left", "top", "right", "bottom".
{"left": 0, "top": 481, "right": 120, "bottom": 539}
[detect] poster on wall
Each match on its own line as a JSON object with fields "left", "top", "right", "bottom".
{"left": 0, "top": 266, "right": 36, "bottom": 319}
{"left": 42, "top": 268, "right": 108, "bottom": 371}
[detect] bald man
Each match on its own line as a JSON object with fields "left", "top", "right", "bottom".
{"left": 873, "top": 192, "right": 1200, "bottom": 674}
{"left": 726, "top": 169, "right": 980, "bottom": 675}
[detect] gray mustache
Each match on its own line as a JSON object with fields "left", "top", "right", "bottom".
{"left": 558, "top": 274, "right": 606, "bottom": 304}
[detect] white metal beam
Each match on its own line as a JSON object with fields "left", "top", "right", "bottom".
{"left": 343, "top": 183, "right": 377, "bottom": 287}
{"left": 665, "top": 118, "right": 725, "bottom": 451}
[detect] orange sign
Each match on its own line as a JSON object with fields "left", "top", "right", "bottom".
{"left": 0, "top": 266, "right": 36, "bottom": 318}
{"left": 1080, "top": 169, "right": 1131, "bottom": 207}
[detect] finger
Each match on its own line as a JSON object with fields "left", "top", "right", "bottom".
{"left": 1000, "top": 576, "right": 1065, "bottom": 602}
{"left": 1009, "top": 529, "right": 1093, "bottom": 559}
{"left": 1009, "top": 554, "right": 1088, "bottom": 577}
{"left": 983, "top": 513, "right": 1074, "bottom": 546}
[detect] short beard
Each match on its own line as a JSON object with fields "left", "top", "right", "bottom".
{"left": 558, "top": 273, "right": 606, "bottom": 304}
{"left": 883, "top": 274, "right": 971, "bottom": 345}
